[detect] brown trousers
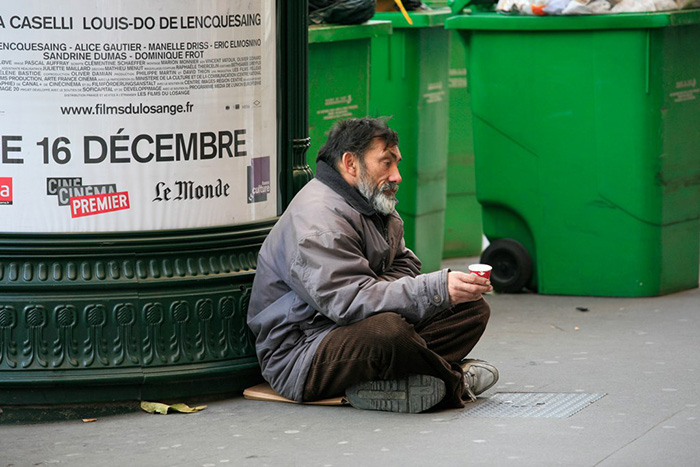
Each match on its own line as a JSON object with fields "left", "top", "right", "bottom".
{"left": 302, "top": 298, "right": 491, "bottom": 408}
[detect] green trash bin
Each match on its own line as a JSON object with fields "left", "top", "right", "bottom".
{"left": 446, "top": 9, "right": 700, "bottom": 297}
{"left": 370, "top": 9, "right": 452, "bottom": 272}
{"left": 424, "top": 1, "right": 483, "bottom": 259}
{"left": 308, "top": 21, "right": 392, "bottom": 173}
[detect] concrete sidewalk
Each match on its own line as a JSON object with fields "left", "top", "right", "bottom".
{"left": 2, "top": 257, "right": 699, "bottom": 467}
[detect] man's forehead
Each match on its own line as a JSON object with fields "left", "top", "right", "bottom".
{"left": 369, "top": 137, "right": 401, "bottom": 159}
{"left": 385, "top": 143, "right": 401, "bottom": 160}
{"left": 386, "top": 144, "right": 401, "bottom": 160}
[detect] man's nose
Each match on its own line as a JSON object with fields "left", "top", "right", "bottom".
{"left": 389, "top": 166, "right": 402, "bottom": 185}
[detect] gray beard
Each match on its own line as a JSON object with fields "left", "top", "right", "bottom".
{"left": 357, "top": 172, "right": 399, "bottom": 216}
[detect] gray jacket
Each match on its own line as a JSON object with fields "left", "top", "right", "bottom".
{"left": 247, "top": 161, "right": 451, "bottom": 401}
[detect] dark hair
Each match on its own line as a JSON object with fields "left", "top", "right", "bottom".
{"left": 316, "top": 117, "right": 399, "bottom": 169}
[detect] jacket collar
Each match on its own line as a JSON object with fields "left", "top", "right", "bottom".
{"left": 315, "top": 160, "right": 376, "bottom": 217}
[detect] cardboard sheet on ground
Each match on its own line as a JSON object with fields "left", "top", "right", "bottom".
{"left": 244, "top": 382, "right": 348, "bottom": 406}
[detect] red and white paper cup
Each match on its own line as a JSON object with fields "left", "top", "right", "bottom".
{"left": 468, "top": 264, "right": 492, "bottom": 279}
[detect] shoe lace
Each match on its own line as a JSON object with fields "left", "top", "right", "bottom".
{"left": 463, "top": 371, "right": 477, "bottom": 402}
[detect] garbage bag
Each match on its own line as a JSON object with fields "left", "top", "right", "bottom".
{"left": 309, "top": 0, "right": 377, "bottom": 24}
{"left": 610, "top": 0, "right": 676, "bottom": 11}
{"left": 496, "top": 0, "right": 699, "bottom": 13}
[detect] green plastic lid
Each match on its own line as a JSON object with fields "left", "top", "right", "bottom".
{"left": 372, "top": 7, "right": 453, "bottom": 28}
{"left": 308, "top": 20, "right": 393, "bottom": 43}
{"left": 445, "top": 9, "right": 700, "bottom": 31}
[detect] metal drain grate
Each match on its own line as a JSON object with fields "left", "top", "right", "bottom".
{"left": 463, "top": 393, "right": 606, "bottom": 418}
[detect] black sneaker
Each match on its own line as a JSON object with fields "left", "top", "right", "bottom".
{"left": 346, "top": 374, "right": 446, "bottom": 414}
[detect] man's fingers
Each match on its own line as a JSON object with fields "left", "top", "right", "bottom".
{"left": 452, "top": 271, "right": 491, "bottom": 288}
{"left": 448, "top": 271, "right": 493, "bottom": 304}
{"left": 450, "top": 271, "right": 491, "bottom": 290}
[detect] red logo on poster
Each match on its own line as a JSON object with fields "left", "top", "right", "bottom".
{"left": 70, "top": 191, "right": 130, "bottom": 218}
{"left": 0, "top": 178, "right": 12, "bottom": 205}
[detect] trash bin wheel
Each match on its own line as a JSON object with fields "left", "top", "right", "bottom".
{"left": 480, "top": 238, "right": 533, "bottom": 293}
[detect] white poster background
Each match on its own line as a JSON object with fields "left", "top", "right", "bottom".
{"left": 0, "top": 0, "right": 277, "bottom": 232}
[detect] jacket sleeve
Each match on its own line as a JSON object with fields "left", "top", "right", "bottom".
{"left": 381, "top": 236, "right": 422, "bottom": 281}
{"left": 288, "top": 229, "right": 450, "bottom": 326}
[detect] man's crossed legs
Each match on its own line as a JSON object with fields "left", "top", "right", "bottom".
{"left": 303, "top": 298, "right": 498, "bottom": 413}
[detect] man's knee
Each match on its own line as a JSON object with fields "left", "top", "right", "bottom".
{"left": 349, "top": 312, "right": 424, "bottom": 361}
{"left": 363, "top": 312, "right": 414, "bottom": 342}
{"left": 476, "top": 299, "right": 491, "bottom": 322}
{"left": 456, "top": 298, "right": 491, "bottom": 322}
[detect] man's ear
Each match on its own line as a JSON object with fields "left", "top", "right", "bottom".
{"left": 341, "top": 152, "right": 358, "bottom": 178}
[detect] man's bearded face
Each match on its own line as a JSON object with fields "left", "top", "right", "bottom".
{"left": 357, "top": 159, "right": 399, "bottom": 216}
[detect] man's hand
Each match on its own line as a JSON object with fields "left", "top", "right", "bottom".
{"left": 448, "top": 271, "right": 493, "bottom": 305}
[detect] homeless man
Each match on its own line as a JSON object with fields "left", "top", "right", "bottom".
{"left": 248, "top": 117, "right": 498, "bottom": 413}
